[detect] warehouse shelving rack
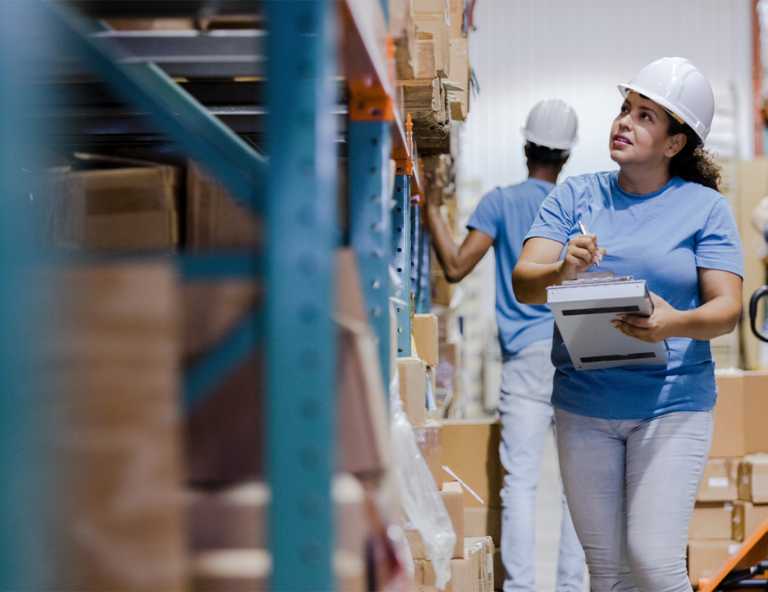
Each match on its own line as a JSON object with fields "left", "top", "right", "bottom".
{"left": 0, "top": 1, "right": 430, "bottom": 590}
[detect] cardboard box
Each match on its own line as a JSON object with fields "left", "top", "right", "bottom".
{"left": 191, "top": 549, "right": 270, "bottom": 592}
{"left": 398, "top": 356, "right": 429, "bottom": 426}
{"left": 687, "top": 540, "right": 740, "bottom": 587}
{"left": 732, "top": 500, "right": 768, "bottom": 542}
{"left": 464, "top": 507, "right": 502, "bottom": 546}
{"left": 55, "top": 263, "right": 186, "bottom": 591}
{"left": 697, "top": 458, "right": 740, "bottom": 502}
{"left": 689, "top": 502, "right": 734, "bottom": 540}
{"left": 188, "top": 482, "right": 268, "bottom": 551}
{"left": 441, "top": 419, "right": 504, "bottom": 507}
{"left": 406, "top": 481, "right": 465, "bottom": 560}
{"left": 181, "top": 280, "right": 259, "bottom": 361}
{"left": 743, "top": 372, "right": 768, "bottom": 454}
{"left": 418, "top": 556, "right": 475, "bottom": 592}
{"left": 51, "top": 157, "right": 179, "bottom": 251}
{"left": 414, "top": 420, "right": 444, "bottom": 488}
{"left": 465, "top": 537, "right": 494, "bottom": 592}
{"left": 186, "top": 162, "right": 262, "bottom": 250}
{"left": 413, "top": 313, "right": 439, "bottom": 366}
{"left": 738, "top": 454, "right": 768, "bottom": 503}
{"left": 432, "top": 271, "right": 455, "bottom": 306}
{"left": 711, "top": 372, "right": 746, "bottom": 458}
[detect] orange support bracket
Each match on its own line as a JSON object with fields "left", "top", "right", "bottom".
{"left": 698, "top": 515, "right": 768, "bottom": 591}
{"left": 395, "top": 113, "right": 414, "bottom": 175}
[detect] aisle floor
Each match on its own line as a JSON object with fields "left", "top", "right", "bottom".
{"left": 533, "top": 427, "right": 591, "bottom": 592}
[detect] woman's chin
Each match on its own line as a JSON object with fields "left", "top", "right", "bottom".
{"left": 609, "top": 148, "right": 631, "bottom": 165}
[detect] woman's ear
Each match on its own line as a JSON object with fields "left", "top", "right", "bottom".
{"left": 665, "top": 133, "right": 687, "bottom": 158}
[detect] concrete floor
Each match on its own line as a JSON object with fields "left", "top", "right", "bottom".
{"left": 533, "top": 427, "right": 591, "bottom": 592}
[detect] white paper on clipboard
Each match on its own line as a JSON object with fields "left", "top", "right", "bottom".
{"left": 547, "top": 275, "right": 668, "bottom": 371}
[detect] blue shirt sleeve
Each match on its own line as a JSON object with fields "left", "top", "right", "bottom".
{"left": 695, "top": 196, "right": 744, "bottom": 278}
{"left": 467, "top": 189, "right": 502, "bottom": 241}
{"left": 524, "top": 181, "right": 575, "bottom": 244}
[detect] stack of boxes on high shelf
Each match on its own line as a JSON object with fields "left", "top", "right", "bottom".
{"left": 408, "top": 318, "right": 505, "bottom": 591}
{"left": 687, "top": 371, "right": 768, "bottom": 589}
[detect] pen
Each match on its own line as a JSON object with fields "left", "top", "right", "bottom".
{"left": 578, "top": 219, "right": 600, "bottom": 267}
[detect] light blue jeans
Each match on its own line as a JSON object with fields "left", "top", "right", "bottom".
{"left": 499, "top": 339, "right": 585, "bottom": 592}
{"left": 555, "top": 407, "right": 714, "bottom": 592}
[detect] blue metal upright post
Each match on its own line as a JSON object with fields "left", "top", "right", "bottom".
{"left": 416, "top": 226, "right": 432, "bottom": 314}
{"left": 348, "top": 121, "right": 392, "bottom": 385}
{"left": 0, "top": 2, "right": 56, "bottom": 589}
{"left": 391, "top": 174, "right": 412, "bottom": 356}
{"left": 266, "top": 2, "right": 338, "bottom": 590}
{"left": 410, "top": 204, "right": 420, "bottom": 300}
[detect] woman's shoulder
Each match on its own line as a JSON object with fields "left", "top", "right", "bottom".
{"left": 560, "top": 171, "right": 615, "bottom": 191}
{"left": 672, "top": 178, "right": 729, "bottom": 210}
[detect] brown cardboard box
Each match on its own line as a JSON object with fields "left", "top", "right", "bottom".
{"left": 687, "top": 540, "right": 740, "bottom": 587}
{"left": 414, "top": 420, "right": 444, "bottom": 488}
{"left": 191, "top": 549, "right": 270, "bottom": 592}
{"left": 743, "top": 372, "right": 768, "bottom": 454}
{"left": 449, "top": 0, "right": 464, "bottom": 38}
{"left": 186, "top": 162, "right": 262, "bottom": 250}
{"left": 188, "top": 482, "right": 268, "bottom": 551}
{"left": 413, "top": 313, "right": 440, "bottom": 366}
{"left": 441, "top": 419, "right": 504, "bottom": 507}
{"left": 711, "top": 372, "right": 746, "bottom": 458}
{"left": 406, "top": 481, "right": 465, "bottom": 560}
{"left": 398, "top": 356, "right": 429, "bottom": 426}
{"left": 465, "top": 537, "right": 494, "bottom": 592}
{"left": 689, "top": 502, "right": 734, "bottom": 540}
{"left": 697, "top": 458, "right": 740, "bottom": 502}
{"left": 432, "top": 271, "right": 455, "bottom": 306}
{"left": 418, "top": 556, "right": 475, "bottom": 592}
{"left": 51, "top": 158, "right": 179, "bottom": 251}
{"left": 55, "top": 263, "right": 186, "bottom": 591}
{"left": 464, "top": 507, "right": 502, "bottom": 546}
{"left": 738, "top": 454, "right": 768, "bottom": 503}
{"left": 181, "top": 280, "right": 259, "bottom": 361}
{"left": 447, "top": 39, "right": 469, "bottom": 121}
{"left": 732, "top": 500, "right": 768, "bottom": 542}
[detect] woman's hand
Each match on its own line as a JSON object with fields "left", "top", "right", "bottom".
{"left": 611, "top": 292, "right": 679, "bottom": 343}
{"left": 560, "top": 235, "right": 606, "bottom": 281}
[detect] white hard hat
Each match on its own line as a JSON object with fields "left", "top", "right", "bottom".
{"left": 521, "top": 99, "right": 578, "bottom": 150}
{"left": 618, "top": 57, "right": 715, "bottom": 143}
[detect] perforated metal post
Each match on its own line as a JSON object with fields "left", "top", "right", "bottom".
{"left": 410, "top": 204, "right": 420, "bottom": 293}
{"left": 391, "top": 174, "right": 412, "bottom": 356}
{"left": 348, "top": 121, "right": 392, "bottom": 386}
{"left": 416, "top": 226, "right": 432, "bottom": 314}
{"left": 266, "top": 1, "right": 338, "bottom": 589}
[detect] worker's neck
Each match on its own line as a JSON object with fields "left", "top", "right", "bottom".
{"left": 617, "top": 162, "right": 672, "bottom": 195}
{"left": 527, "top": 163, "right": 561, "bottom": 185}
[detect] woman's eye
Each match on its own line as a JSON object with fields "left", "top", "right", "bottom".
{"left": 642, "top": 113, "right": 651, "bottom": 120}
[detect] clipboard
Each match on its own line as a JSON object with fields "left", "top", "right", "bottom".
{"left": 547, "top": 272, "right": 668, "bottom": 371}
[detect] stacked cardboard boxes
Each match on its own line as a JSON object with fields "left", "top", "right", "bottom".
{"left": 687, "top": 371, "right": 768, "bottom": 588}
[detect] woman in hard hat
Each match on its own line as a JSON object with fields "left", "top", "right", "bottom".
{"left": 426, "top": 98, "right": 585, "bottom": 592}
{"left": 512, "top": 57, "right": 743, "bottom": 591}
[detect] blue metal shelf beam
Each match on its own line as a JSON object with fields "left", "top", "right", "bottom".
{"left": 265, "top": 1, "right": 338, "bottom": 590}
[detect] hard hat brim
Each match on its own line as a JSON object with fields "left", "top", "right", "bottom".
{"left": 618, "top": 83, "right": 708, "bottom": 143}
{"left": 521, "top": 127, "right": 578, "bottom": 150}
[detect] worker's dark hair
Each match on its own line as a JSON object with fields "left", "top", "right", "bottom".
{"left": 666, "top": 116, "right": 721, "bottom": 192}
{"left": 526, "top": 141, "right": 567, "bottom": 166}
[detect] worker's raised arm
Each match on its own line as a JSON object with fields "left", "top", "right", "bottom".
{"left": 425, "top": 201, "right": 493, "bottom": 283}
{"left": 513, "top": 235, "right": 606, "bottom": 304}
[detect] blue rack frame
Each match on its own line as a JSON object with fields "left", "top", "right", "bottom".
{"left": 8, "top": 0, "right": 431, "bottom": 589}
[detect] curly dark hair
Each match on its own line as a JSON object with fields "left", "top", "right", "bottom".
{"left": 666, "top": 116, "right": 722, "bottom": 192}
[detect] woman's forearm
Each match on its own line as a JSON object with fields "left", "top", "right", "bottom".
{"left": 669, "top": 296, "right": 741, "bottom": 341}
{"left": 512, "top": 260, "right": 566, "bottom": 305}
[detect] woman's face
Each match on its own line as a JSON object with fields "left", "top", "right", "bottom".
{"left": 609, "top": 92, "right": 684, "bottom": 166}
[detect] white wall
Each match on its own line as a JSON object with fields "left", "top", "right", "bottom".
{"left": 460, "top": 0, "right": 754, "bottom": 194}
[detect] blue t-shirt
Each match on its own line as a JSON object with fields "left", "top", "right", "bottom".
{"left": 525, "top": 171, "right": 743, "bottom": 420}
{"left": 467, "top": 178, "right": 556, "bottom": 356}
